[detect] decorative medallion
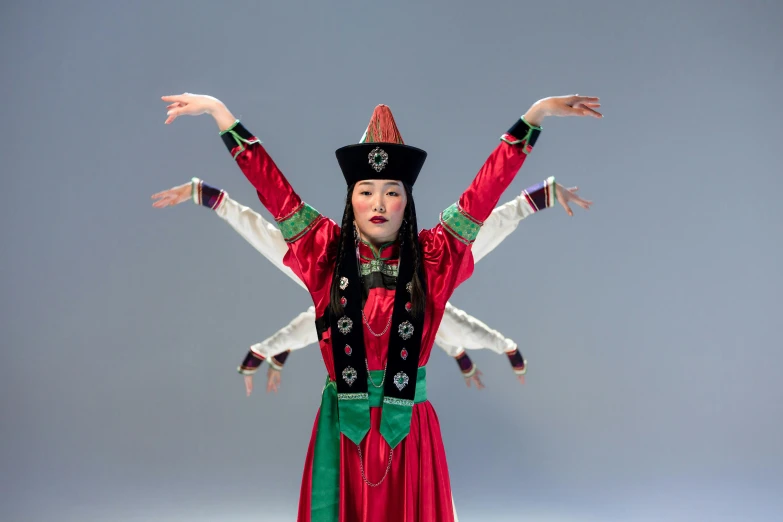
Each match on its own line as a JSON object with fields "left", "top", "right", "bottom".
{"left": 337, "top": 316, "right": 353, "bottom": 335}
{"left": 368, "top": 147, "right": 389, "bottom": 173}
{"left": 339, "top": 277, "right": 349, "bottom": 290}
{"left": 342, "top": 366, "right": 358, "bottom": 386}
{"left": 406, "top": 281, "right": 412, "bottom": 294}
{"left": 393, "top": 371, "right": 409, "bottom": 391}
{"left": 400, "top": 348, "right": 408, "bottom": 360}
{"left": 345, "top": 344, "right": 353, "bottom": 356}
{"left": 405, "top": 302, "right": 412, "bottom": 312}
{"left": 398, "top": 320, "right": 414, "bottom": 341}
{"left": 340, "top": 296, "right": 347, "bottom": 307}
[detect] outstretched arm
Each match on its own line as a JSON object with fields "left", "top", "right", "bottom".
{"left": 471, "top": 179, "right": 592, "bottom": 264}
{"left": 152, "top": 178, "right": 309, "bottom": 289}
{"left": 237, "top": 306, "right": 318, "bottom": 377}
{"left": 161, "top": 94, "right": 339, "bottom": 301}
{"left": 438, "top": 303, "right": 527, "bottom": 383}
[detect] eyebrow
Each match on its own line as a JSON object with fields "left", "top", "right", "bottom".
{"left": 357, "top": 181, "right": 402, "bottom": 188}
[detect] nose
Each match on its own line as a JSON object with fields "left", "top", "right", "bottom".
{"left": 372, "top": 196, "right": 385, "bottom": 213}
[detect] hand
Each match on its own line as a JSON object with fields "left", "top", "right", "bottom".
{"left": 244, "top": 375, "right": 254, "bottom": 397}
{"left": 465, "top": 368, "right": 485, "bottom": 390}
{"left": 554, "top": 184, "right": 592, "bottom": 217}
{"left": 151, "top": 182, "right": 192, "bottom": 208}
{"left": 266, "top": 367, "right": 282, "bottom": 394}
{"left": 161, "top": 93, "right": 224, "bottom": 124}
{"left": 524, "top": 95, "right": 602, "bottom": 126}
{"left": 516, "top": 373, "right": 526, "bottom": 385}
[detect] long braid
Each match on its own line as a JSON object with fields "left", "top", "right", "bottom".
{"left": 403, "top": 183, "right": 426, "bottom": 318}
{"left": 330, "top": 183, "right": 357, "bottom": 318}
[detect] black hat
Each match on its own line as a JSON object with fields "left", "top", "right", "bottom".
{"left": 335, "top": 105, "right": 427, "bottom": 187}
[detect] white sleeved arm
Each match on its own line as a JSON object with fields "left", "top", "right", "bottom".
{"left": 193, "top": 178, "right": 307, "bottom": 291}
{"left": 471, "top": 176, "right": 556, "bottom": 264}
{"left": 249, "top": 306, "right": 319, "bottom": 359}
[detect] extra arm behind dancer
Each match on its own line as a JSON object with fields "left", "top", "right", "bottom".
{"left": 153, "top": 176, "right": 590, "bottom": 391}
{"left": 159, "top": 92, "right": 599, "bottom": 522}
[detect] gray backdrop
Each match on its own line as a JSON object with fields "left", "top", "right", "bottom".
{"left": 2, "top": 0, "right": 781, "bottom": 520}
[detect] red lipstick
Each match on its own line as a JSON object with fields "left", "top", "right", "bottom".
{"left": 369, "top": 216, "right": 388, "bottom": 224}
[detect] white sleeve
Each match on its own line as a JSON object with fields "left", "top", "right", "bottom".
{"left": 439, "top": 302, "right": 516, "bottom": 355}
{"left": 250, "top": 306, "right": 318, "bottom": 359}
{"left": 213, "top": 193, "right": 307, "bottom": 291}
{"left": 471, "top": 176, "right": 556, "bottom": 264}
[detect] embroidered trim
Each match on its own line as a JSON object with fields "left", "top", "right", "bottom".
{"left": 359, "top": 260, "right": 398, "bottom": 277}
{"left": 268, "top": 358, "right": 284, "bottom": 371}
{"left": 237, "top": 365, "right": 259, "bottom": 375}
{"left": 439, "top": 203, "right": 482, "bottom": 245}
{"left": 276, "top": 202, "right": 321, "bottom": 242}
{"left": 338, "top": 392, "right": 369, "bottom": 401}
{"left": 499, "top": 116, "right": 541, "bottom": 155}
{"left": 383, "top": 396, "right": 414, "bottom": 407}
{"left": 219, "top": 120, "right": 261, "bottom": 159}
{"left": 462, "top": 365, "right": 477, "bottom": 378}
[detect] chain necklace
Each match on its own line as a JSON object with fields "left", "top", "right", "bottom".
{"left": 365, "top": 358, "right": 387, "bottom": 388}
{"left": 356, "top": 444, "right": 394, "bottom": 487}
{"left": 362, "top": 309, "right": 392, "bottom": 337}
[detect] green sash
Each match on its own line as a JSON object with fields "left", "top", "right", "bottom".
{"left": 310, "top": 367, "right": 427, "bottom": 522}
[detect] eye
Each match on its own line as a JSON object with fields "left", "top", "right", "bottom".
{"left": 387, "top": 191, "right": 399, "bottom": 197}
{"left": 360, "top": 191, "right": 372, "bottom": 196}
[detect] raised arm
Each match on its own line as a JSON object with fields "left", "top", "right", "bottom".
{"left": 421, "top": 95, "right": 601, "bottom": 306}
{"left": 162, "top": 94, "right": 339, "bottom": 299}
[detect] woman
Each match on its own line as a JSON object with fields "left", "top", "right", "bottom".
{"left": 152, "top": 174, "right": 592, "bottom": 393}
{"left": 160, "top": 93, "right": 600, "bottom": 521}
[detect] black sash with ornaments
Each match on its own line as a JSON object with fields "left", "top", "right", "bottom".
{"left": 328, "top": 230, "right": 425, "bottom": 448}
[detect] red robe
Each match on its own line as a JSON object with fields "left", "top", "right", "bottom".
{"left": 222, "top": 122, "right": 536, "bottom": 521}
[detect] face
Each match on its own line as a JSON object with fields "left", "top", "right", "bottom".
{"left": 351, "top": 179, "right": 408, "bottom": 246}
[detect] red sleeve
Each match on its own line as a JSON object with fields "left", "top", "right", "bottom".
{"left": 421, "top": 118, "right": 541, "bottom": 308}
{"left": 220, "top": 121, "right": 339, "bottom": 300}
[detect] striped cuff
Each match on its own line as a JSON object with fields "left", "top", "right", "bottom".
{"left": 520, "top": 176, "right": 556, "bottom": 213}
{"left": 506, "top": 348, "right": 527, "bottom": 375}
{"left": 268, "top": 350, "right": 290, "bottom": 371}
{"left": 456, "top": 352, "right": 477, "bottom": 378}
{"left": 237, "top": 350, "right": 265, "bottom": 375}
{"left": 190, "top": 177, "right": 227, "bottom": 210}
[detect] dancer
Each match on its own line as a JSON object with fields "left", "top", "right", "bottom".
{"left": 160, "top": 93, "right": 600, "bottom": 521}
{"left": 153, "top": 175, "right": 591, "bottom": 393}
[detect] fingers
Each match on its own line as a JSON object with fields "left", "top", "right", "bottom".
{"left": 572, "top": 95, "right": 600, "bottom": 103}
{"left": 558, "top": 198, "right": 574, "bottom": 217}
{"left": 165, "top": 108, "right": 182, "bottom": 125}
{"left": 573, "top": 197, "right": 593, "bottom": 210}
{"left": 161, "top": 94, "right": 186, "bottom": 103}
{"left": 582, "top": 106, "right": 603, "bottom": 118}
